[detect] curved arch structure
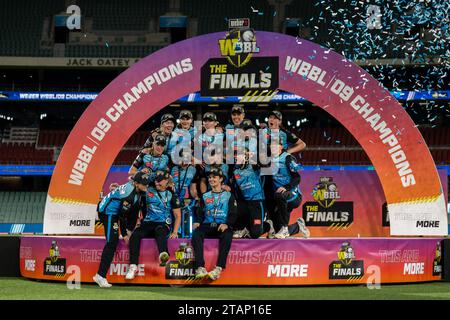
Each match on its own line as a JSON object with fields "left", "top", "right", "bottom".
{"left": 43, "top": 32, "right": 447, "bottom": 235}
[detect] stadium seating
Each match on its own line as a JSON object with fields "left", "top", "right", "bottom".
{"left": 0, "top": 144, "right": 54, "bottom": 164}
{"left": 0, "top": 0, "right": 445, "bottom": 61}
{"left": 294, "top": 127, "right": 359, "bottom": 147}
{"left": 0, "top": 0, "right": 64, "bottom": 57}
{"left": 77, "top": 0, "right": 168, "bottom": 31}
{"left": 181, "top": 0, "right": 274, "bottom": 34}
{"left": 2, "top": 127, "right": 39, "bottom": 145}
{"left": 0, "top": 127, "right": 445, "bottom": 165}
{"left": 37, "top": 130, "right": 70, "bottom": 148}
{"left": 0, "top": 192, "right": 46, "bottom": 224}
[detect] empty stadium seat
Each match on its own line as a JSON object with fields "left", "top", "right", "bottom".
{"left": 5, "top": 127, "right": 449, "bottom": 166}
{"left": 0, "top": 143, "right": 54, "bottom": 164}
{"left": 0, "top": 192, "right": 46, "bottom": 224}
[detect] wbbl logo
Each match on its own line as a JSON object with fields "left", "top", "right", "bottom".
{"left": 433, "top": 242, "right": 442, "bottom": 276}
{"left": 165, "top": 243, "right": 195, "bottom": 279}
{"left": 329, "top": 241, "right": 364, "bottom": 280}
{"left": 303, "top": 177, "right": 354, "bottom": 228}
{"left": 200, "top": 18, "right": 279, "bottom": 98}
{"left": 43, "top": 240, "right": 66, "bottom": 277}
{"left": 218, "top": 19, "right": 259, "bottom": 68}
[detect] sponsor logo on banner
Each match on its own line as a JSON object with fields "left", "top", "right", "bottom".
{"left": 43, "top": 241, "right": 66, "bottom": 277}
{"left": 200, "top": 18, "right": 279, "bottom": 97}
{"left": 110, "top": 264, "right": 145, "bottom": 276}
{"left": 416, "top": 220, "right": 440, "bottom": 228}
{"left": 267, "top": 264, "right": 308, "bottom": 278}
{"left": 24, "top": 259, "right": 36, "bottom": 271}
{"left": 303, "top": 177, "right": 354, "bottom": 228}
{"left": 165, "top": 243, "right": 195, "bottom": 279}
{"left": 403, "top": 262, "right": 425, "bottom": 275}
{"left": 329, "top": 242, "right": 364, "bottom": 280}
{"left": 69, "top": 219, "right": 91, "bottom": 227}
{"left": 433, "top": 241, "right": 442, "bottom": 276}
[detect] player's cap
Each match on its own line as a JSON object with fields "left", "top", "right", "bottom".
{"left": 132, "top": 171, "right": 150, "bottom": 186}
{"left": 241, "top": 119, "right": 255, "bottom": 130}
{"left": 203, "top": 112, "right": 217, "bottom": 121}
{"left": 231, "top": 105, "right": 245, "bottom": 114}
{"left": 155, "top": 170, "right": 170, "bottom": 182}
{"left": 142, "top": 137, "right": 152, "bottom": 149}
{"left": 161, "top": 113, "right": 176, "bottom": 124}
{"left": 154, "top": 134, "right": 166, "bottom": 146}
{"left": 179, "top": 110, "right": 193, "bottom": 119}
{"left": 208, "top": 167, "right": 224, "bottom": 178}
{"left": 268, "top": 110, "right": 282, "bottom": 120}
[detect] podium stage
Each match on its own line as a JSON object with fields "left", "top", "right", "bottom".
{"left": 19, "top": 236, "right": 445, "bottom": 286}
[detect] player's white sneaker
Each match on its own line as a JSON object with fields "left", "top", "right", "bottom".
{"left": 297, "top": 217, "right": 310, "bottom": 238}
{"left": 195, "top": 267, "right": 208, "bottom": 279}
{"left": 233, "top": 227, "right": 250, "bottom": 238}
{"left": 125, "top": 264, "right": 138, "bottom": 280}
{"left": 208, "top": 266, "right": 222, "bottom": 281}
{"left": 274, "top": 226, "right": 290, "bottom": 239}
{"left": 93, "top": 273, "right": 112, "bottom": 288}
{"left": 159, "top": 252, "right": 170, "bottom": 267}
{"left": 266, "top": 219, "right": 275, "bottom": 239}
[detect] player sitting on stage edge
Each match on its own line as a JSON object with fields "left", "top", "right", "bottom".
{"left": 192, "top": 167, "right": 237, "bottom": 281}
{"left": 125, "top": 170, "right": 181, "bottom": 280}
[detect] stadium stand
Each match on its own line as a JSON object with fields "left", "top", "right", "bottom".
{"left": 0, "top": 144, "right": 53, "bottom": 164}
{"left": 0, "top": 192, "right": 46, "bottom": 224}
{"left": 78, "top": 0, "right": 168, "bottom": 30}
{"left": 0, "top": 126, "right": 446, "bottom": 166}
{"left": 36, "top": 130, "right": 69, "bottom": 148}
{"left": 0, "top": 0, "right": 168, "bottom": 58}
{"left": 181, "top": 0, "right": 274, "bottom": 34}
{"left": 0, "top": 0, "right": 445, "bottom": 62}
{"left": 2, "top": 127, "right": 39, "bottom": 145}
{"left": 0, "top": 0, "right": 63, "bottom": 57}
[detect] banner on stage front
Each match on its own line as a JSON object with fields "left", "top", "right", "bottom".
{"left": 20, "top": 237, "right": 444, "bottom": 285}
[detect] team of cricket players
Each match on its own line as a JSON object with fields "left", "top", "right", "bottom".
{"left": 93, "top": 105, "right": 310, "bottom": 288}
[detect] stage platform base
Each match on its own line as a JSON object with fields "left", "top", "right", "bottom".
{"left": 19, "top": 236, "right": 444, "bottom": 286}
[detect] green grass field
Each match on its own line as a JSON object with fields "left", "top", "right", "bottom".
{"left": 2, "top": 278, "right": 450, "bottom": 300}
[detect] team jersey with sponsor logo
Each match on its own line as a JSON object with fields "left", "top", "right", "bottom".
{"left": 225, "top": 123, "right": 241, "bottom": 151}
{"left": 142, "top": 153, "right": 169, "bottom": 181}
{"left": 224, "top": 124, "right": 258, "bottom": 155}
{"left": 171, "top": 165, "right": 197, "bottom": 200}
{"left": 200, "top": 191, "right": 233, "bottom": 225}
{"left": 196, "top": 130, "right": 224, "bottom": 153}
{"left": 271, "top": 152, "right": 301, "bottom": 194}
{"left": 98, "top": 181, "right": 139, "bottom": 216}
{"left": 143, "top": 187, "right": 181, "bottom": 223}
{"left": 232, "top": 164, "right": 265, "bottom": 201}
{"left": 262, "top": 127, "right": 299, "bottom": 150}
{"left": 167, "top": 126, "right": 197, "bottom": 159}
